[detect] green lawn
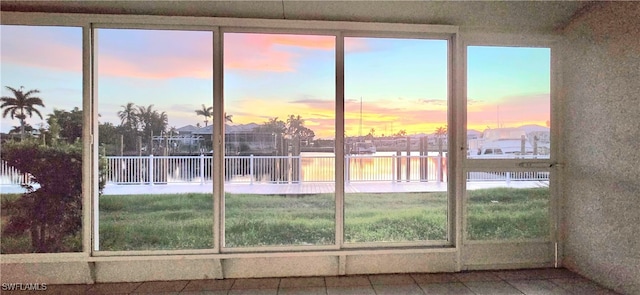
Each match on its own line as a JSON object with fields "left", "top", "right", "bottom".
{"left": 1, "top": 187, "right": 549, "bottom": 252}
{"left": 345, "top": 192, "right": 448, "bottom": 243}
{"left": 466, "top": 187, "right": 550, "bottom": 240}
{"left": 99, "top": 193, "right": 214, "bottom": 250}
{"left": 225, "top": 193, "right": 334, "bottom": 247}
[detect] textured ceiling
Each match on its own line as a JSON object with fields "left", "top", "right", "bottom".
{"left": 0, "top": 1, "right": 590, "bottom": 32}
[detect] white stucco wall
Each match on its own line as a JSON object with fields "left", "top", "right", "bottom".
{"left": 560, "top": 3, "right": 640, "bottom": 294}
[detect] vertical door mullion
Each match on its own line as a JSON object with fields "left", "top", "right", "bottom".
{"left": 214, "top": 27, "right": 223, "bottom": 252}
{"left": 335, "top": 32, "right": 345, "bottom": 248}
{"left": 84, "top": 23, "right": 97, "bottom": 254}
{"left": 89, "top": 25, "right": 101, "bottom": 252}
{"left": 549, "top": 43, "right": 562, "bottom": 266}
{"left": 453, "top": 32, "right": 464, "bottom": 271}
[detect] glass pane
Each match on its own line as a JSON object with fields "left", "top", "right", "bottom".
{"left": 344, "top": 37, "right": 449, "bottom": 243}
{"left": 467, "top": 46, "right": 551, "bottom": 159}
{"left": 1, "top": 25, "right": 83, "bottom": 253}
{"left": 223, "top": 33, "right": 336, "bottom": 247}
{"left": 466, "top": 171, "right": 550, "bottom": 240}
{"left": 96, "top": 29, "right": 214, "bottom": 250}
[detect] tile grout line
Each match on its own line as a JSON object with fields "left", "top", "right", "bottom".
{"left": 228, "top": 278, "right": 236, "bottom": 293}
{"left": 504, "top": 277, "right": 525, "bottom": 295}
{"left": 177, "top": 280, "right": 188, "bottom": 294}
{"left": 547, "top": 278, "right": 574, "bottom": 293}
{"left": 275, "top": 278, "right": 281, "bottom": 295}
{"left": 323, "top": 277, "right": 328, "bottom": 295}
{"left": 408, "top": 274, "right": 426, "bottom": 295}
{"left": 130, "top": 281, "right": 142, "bottom": 294}
{"left": 503, "top": 278, "right": 527, "bottom": 295}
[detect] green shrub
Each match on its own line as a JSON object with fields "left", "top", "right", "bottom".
{"left": 1, "top": 140, "right": 104, "bottom": 253}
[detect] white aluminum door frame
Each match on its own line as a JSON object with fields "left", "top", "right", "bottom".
{"left": 460, "top": 31, "right": 562, "bottom": 270}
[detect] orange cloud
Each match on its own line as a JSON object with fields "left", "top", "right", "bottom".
{"left": 227, "top": 97, "right": 336, "bottom": 138}
{"left": 345, "top": 111, "right": 447, "bottom": 137}
{"left": 228, "top": 93, "right": 546, "bottom": 138}
{"left": 227, "top": 95, "right": 450, "bottom": 139}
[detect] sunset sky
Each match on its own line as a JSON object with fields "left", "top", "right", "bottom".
{"left": 0, "top": 26, "right": 550, "bottom": 137}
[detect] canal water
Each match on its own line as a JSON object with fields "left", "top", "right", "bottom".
{"left": 299, "top": 151, "right": 448, "bottom": 182}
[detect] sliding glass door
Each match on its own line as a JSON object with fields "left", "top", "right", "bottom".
{"left": 222, "top": 32, "right": 336, "bottom": 250}
{"left": 95, "top": 28, "right": 215, "bottom": 251}
{"left": 343, "top": 37, "right": 450, "bottom": 246}
{"left": 463, "top": 45, "right": 556, "bottom": 268}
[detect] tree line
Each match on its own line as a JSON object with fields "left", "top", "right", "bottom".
{"left": 253, "top": 115, "right": 316, "bottom": 142}
{"left": 1, "top": 86, "right": 318, "bottom": 154}
{"left": 2, "top": 85, "right": 444, "bottom": 154}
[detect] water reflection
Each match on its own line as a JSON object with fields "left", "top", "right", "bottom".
{"left": 300, "top": 152, "right": 448, "bottom": 182}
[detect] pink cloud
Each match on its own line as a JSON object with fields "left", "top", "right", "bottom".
{"left": 1, "top": 26, "right": 82, "bottom": 73}
{"left": 2, "top": 27, "right": 369, "bottom": 79}
{"left": 98, "top": 53, "right": 213, "bottom": 79}
{"left": 97, "top": 30, "right": 213, "bottom": 79}
{"left": 224, "top": 34, "right": 339, "bottom": 72}
{"left": 2, "top": 27, "right": 215, "bottom": 80}
{"left": 269, "top": 35, "right": 336, "bottom": 50}
{"left": 345, "top": 38, "right": 371, "bottom": 52}
{"left": 468, "top": 94, "right": 550, "bottom": 128}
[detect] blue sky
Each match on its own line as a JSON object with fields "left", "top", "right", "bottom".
{"left": 1, "top": 26, "right": 550, "bottom": 136}
{"left": 467, "top": 46, "right": 551, "bottom": 129}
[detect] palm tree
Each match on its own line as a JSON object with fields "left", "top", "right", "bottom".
{"left": 150, "top": 110, "right": 168, "bottom": 135}
{"left": 136, "top": 104, "right": 169, "bottom": 142}
{"left": 195, "top": 104, "right": 213, "bottom": 127}
{"left": 136, "top": 104, "right": 155, "bottom": 132}
{"left": 395, "top": 129, "right": 407, "bottom": 137}
{"left": 8, "top": 123, "right": 34, "bottom": 135}
{"left": 117, "top": 102, "right": 138, "bottom": 131}
{"left": 224, "top": 113, "right": 233, "bottom": 123}
{"left": 255, "top": 117, "right": 285, "bottom": 134}
{"left": 1, "top": 86, "right": 45, "bottom": 139}
{"left": 168, "top": 126, "right": 178, "bottom": 136}
{"left": 435, "top": 126, "right": 447, "bottom": 138}
{"left": 195, "top": 104, "right": 233, "bottom": 126}
{"left": 286, "top": 114, "right": 305, "bottom": 138}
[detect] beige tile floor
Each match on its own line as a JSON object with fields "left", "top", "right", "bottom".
{"left": 3, "top": 268, "right": 621, "bottom": 295}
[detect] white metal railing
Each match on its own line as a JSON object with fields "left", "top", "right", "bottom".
{"left": 104, "top": 154, "right": 449, "bottom": 185}
{"left": 0, "top": 160, "right": 34, "bottom": 186}
{"left": 467, "top": 171, "right": 550, "bottom": 183}
{"left": 102, "top": 154, "right": 546, "bottom": 185}
{"left": 2, "top": 156, "right": 550, "bottom": 187}
{"left": 104, "top": 155, "right": 212, "bottom": 185}
{"left": 467, "top": 154, "right": 551, "bottom": 160}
